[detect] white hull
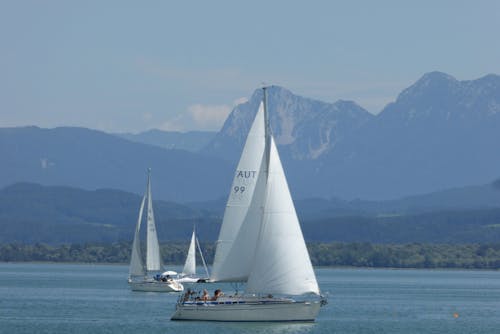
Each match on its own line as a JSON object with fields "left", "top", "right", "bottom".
{"left": 176, "top": 276, "right": 210, "bottom": 283}
{"left": 129, "top": 280, "right": 184, "bottom": 292}
{"left": 171, "top": 297, "right": 321, "bottom": 322}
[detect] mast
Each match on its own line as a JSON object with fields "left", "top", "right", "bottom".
{"left": 263, "top": 86, "right": 271, "bottom": 177}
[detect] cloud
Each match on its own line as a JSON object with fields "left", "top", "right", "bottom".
{"left": 159, "top": 97, "right": 249, "bottom": 132}
{"left": 160, "top": 103, "right": 232, "bottom": 132}
{"left": 187, "top": 104, "right": 231, "bottom": 127}
{"left": 232, "top": 97, "right": 249, "bottom": 106}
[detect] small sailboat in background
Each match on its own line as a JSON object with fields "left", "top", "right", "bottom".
{"left": 128, "top": 169, "right": 184, "bottom": 292}
{"left": 176, "top": 228, "right": 210, "bottom": 283}
{"left": 171, "top": 88, "right": 325, "bottom": 321}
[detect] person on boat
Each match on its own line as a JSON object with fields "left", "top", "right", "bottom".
{"left": 201, "top": 289, "right": 209, "bottom": 302}
{"left": 160, "top": 274, "right": 173, "bottom": 283}
{"left": 212, "top": 289, "right": 224, "bottom": 301}
{"left": 183, "top": 289, "right": 195, "bottom": 302}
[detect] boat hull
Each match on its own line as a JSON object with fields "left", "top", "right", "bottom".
{"left": 129, "top": 280, "right": 184, "bottom": 292}
{"left": 176, "top": 276, "right": 209, "bottom": 283}
{"left": 171, "top": 298, "right": 321, "bottom": 322}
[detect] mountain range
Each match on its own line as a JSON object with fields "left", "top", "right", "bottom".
{"left": 1, "top": 71, "right": 499, "bottom": 202}
{"left": 204, "top": 86, "right": 373, "bottom": 161}
{"left": 0, "top": 126, "right": 231, "bottom": 202}
{"left": 318, "top": 72, "right": 500, "bottom": 199}
{"left": 203, "top": 72, "right": 500, "bottom": 199}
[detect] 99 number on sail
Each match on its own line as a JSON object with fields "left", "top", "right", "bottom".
{"left": 234, "top": 186, "right": 246, "bottom": 194}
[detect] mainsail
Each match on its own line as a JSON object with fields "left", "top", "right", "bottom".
{"left": 145, "top": 170, "right": 162, "bottom": 272}
{"left": 246, "top": 136, "right": 320, "bottom": 295}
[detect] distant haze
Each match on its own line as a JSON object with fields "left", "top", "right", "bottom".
{"left": 1, "top": 1, "right": 499, "bottom": 132}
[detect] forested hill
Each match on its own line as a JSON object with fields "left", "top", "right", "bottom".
{"left": 0, "top": 183, "right": 220, "bottom": 244}
{"left": 1, "top": 182, "right": 500, "bottom": 245}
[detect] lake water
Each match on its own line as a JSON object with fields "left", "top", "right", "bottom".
{"left": 0, "top": 263, "right": 499, "bottom": 333}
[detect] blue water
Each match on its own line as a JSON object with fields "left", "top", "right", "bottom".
{"left": 0, "top": 263, "right": 499, "bottom": 333}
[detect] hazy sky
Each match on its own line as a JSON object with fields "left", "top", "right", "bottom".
{"left": 1, "top": 0, "right": 499, "bottom": 132}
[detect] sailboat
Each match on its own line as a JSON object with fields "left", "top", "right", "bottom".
{"left": 171, "top": 88, "right": 325, "bottom": 321}
{"left": 176, "top": 228, "right": 210, "bottom": 283}
{"left": 128, "top": 169, "right": 184, "bottom": 292}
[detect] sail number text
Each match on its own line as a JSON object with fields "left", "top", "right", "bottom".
{"left": 236, "top": 170, "right": 257, "bottom": 179}
{"left": 233, "top": 170, "right": 257, "bottom": 195}
{"left": 234, "top": 186, "right": 245, "bottom": 193}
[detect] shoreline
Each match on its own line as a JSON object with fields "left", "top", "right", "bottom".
{"left": 2, "top": 242, "right": 499, "bottom": 270}
{"left": 1, "top": 261, "right": 498, "bottom": 272}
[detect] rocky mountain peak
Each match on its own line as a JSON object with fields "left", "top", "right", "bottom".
{"left": 396, "top": 71, "right": 458, "bottom": 103}
{"left": 204, "top": 86, "right": 372, "bottom": 161}
{"left": 380, "top": 72, "right": 500, "bottom": 122}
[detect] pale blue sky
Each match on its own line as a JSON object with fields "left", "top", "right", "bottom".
{"left": 1, "top": 0, "right": 499, "bottom": 132}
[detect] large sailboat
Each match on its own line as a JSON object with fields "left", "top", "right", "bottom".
{"left": 176, "top": 228, "right": 210, "bottom": 283}
{"left": 171, "top": 88, "right": 325, "bottom": 321}
{"left": 128, "top": 169, "right": 184, "bottom": 292}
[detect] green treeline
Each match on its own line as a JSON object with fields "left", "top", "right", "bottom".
{"left": 307, "top": 243, "right": 500, "bottom": 269}
{"left": 1, "top": 242, "right": 499, "bottom": 269}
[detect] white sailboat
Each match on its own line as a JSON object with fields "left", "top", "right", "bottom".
{"left": 128, "top": 169, "right": 184, "bottom": 292}
{"left": 171, "top": 88, "right": 325, "bottom": 321}
{"left": 176, "top": 228, "right": 210, "bottom": 283}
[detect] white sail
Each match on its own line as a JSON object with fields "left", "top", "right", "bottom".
{"left": 182, "top": 230, "right": 197, "bottom": 276}
{"left": 211, "top": 102, "right": 268, "bottom": 282}
{"left": 171, "top": 89, "right": 323, "bottom": 321}
{"left": 145, "top": 170, "right": 162, "bottom": 272}
{"left": 129, "top": 193, "right": 146, "bottom": 277}
{"left": 246, "top": 136, "right": 320, "bottom": 296}
{"left": 129, "top": 169, "right": 184, "bottom": 293}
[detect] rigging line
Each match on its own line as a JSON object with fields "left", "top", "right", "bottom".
{"left": 196, "top": 237, "right": 210, "bottom": 278}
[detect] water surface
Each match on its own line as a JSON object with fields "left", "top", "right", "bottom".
{"left": 0, "top": 263, "right": 499, "bottom": 333}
